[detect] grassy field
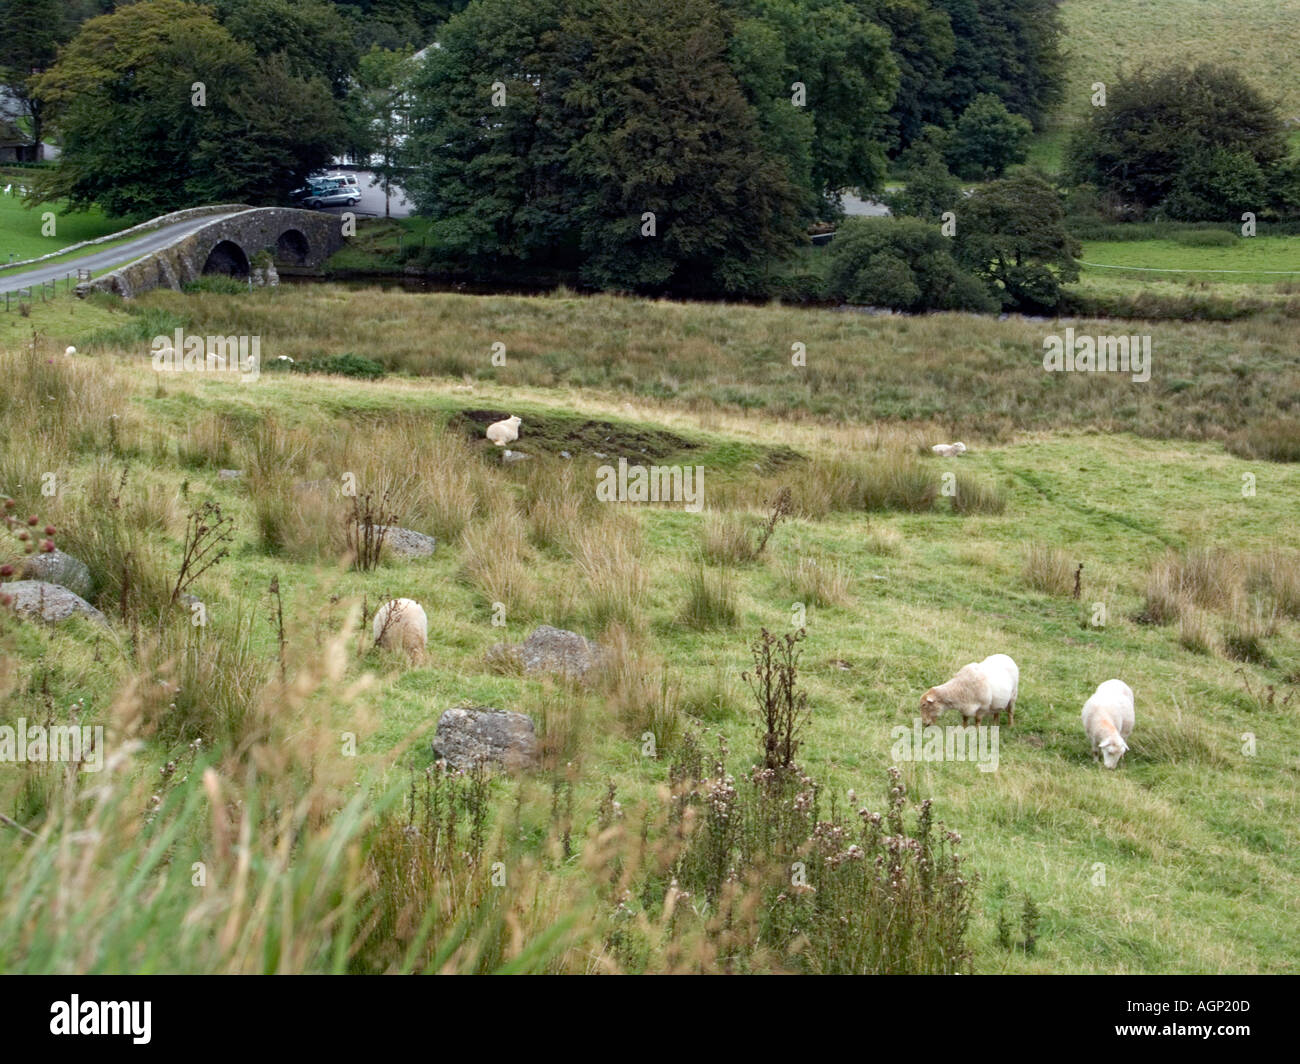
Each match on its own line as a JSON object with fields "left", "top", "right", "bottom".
{"left": 1029, "top": 1, "right": 1300, "bottom": 179}
{"left": 1057, "top": 0, "right": 1300, "bottom": 120}
{"left": 1069, "top": 236, "right": 1300, "bottom": 316}
{"left": 0, "top": 284, "right": 1297, "bottom": 973}
{"left": 101, "top": 283, "right": 1300, "bottom": 443}
{"left": 0, "top": 175, "right": 123, "bottom": 265}
{"left": 1080, "top": 237, "right": 1300, "bottom": 281}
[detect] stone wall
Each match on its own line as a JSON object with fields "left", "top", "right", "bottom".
{"left": 79, "top": 207, "right": 346, "bottom": 299}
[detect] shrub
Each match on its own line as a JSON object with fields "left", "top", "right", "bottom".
{"left": 1227, "top": 419, "right": 1300, "bottom": 463}
{"left": 743, "top": 627, "right": 809, "bottom": 772}
{"left": 292, "top": 353, "right": 386, "bottom": 379}
{"left": 825, "top": 217, "right": 997, "bottom": 313}
{"left": 670, "top": 752, "right": 975, "bottom": 974}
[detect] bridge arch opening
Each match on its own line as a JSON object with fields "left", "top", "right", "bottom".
{"left": 275, "top": 228, "right": 310, "bottom": 266}
{"left": 202, "top": 240, "right": 250, "bottom": 278}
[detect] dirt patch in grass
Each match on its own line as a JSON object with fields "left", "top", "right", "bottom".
{"left": 449, "top": 408, "right": 701, "bottom": 461}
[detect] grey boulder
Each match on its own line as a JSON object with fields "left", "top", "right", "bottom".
{"left": 19, "top": 549, "right": 93, "bottom": 599}
{"left": 488, "top": 625, "right": 605, "bottom": 679}
{"left": 377, "top": 526, "right": 437, "bottom": 559}
{"left": 433, "top": 707, "right": 540, "bottom": 771}
{"left": 2, "top": 580, "right": 106, "bottom": 626}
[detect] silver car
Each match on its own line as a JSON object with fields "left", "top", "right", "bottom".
{"left": 295, "top": 179, "right": 359, "bottom": 209}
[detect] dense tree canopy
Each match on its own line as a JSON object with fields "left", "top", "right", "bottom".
{"left": 826, "top": 216, "right": 996, "bottom": 311}
{"left": 31, "top": 0, "right": 345, "bottom": 216}
{"left": 0, "top": 0, "right": 75, "bottom": 158}
{"left": 1065, "top": 64, "right": 1295, "bottom": 221}
{"left": 406, "top": 0, "right": 817, "bottom": 294}
{"left": 12, "top": 0, "right": 1076, "bottom": 296}
{"left": 932, "top": 0, "right": 1063, "bottom": 131}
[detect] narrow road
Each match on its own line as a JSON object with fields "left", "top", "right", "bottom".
{"left": 0, "top": 209, "right": 247, "bottom": 295}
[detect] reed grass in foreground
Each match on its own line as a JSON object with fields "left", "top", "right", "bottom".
{"left": 1, "top": 316, "right": 1298, "bottom": 974}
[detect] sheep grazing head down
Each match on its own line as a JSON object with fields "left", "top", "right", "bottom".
{"left": 486, "top": 415, "right": 522, "bottom": 446}
{"left": 919, "top": 688, "right": 946, "bottom": 725}
{"left": 1098, "top": 732, "right": 1128, "bottom": 769}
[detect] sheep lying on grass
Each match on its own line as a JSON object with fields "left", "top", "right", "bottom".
{"left": 919, "top": 653, "right": 1019, "bottom": 726}
{"left": 1082, "top": 679, "right": 1134, "bottom": 768}
{"left": 65, "top": 346, "right": 77, "bottom": 357}
{"left": 372, "top": 597, "right": 427, "bottom": 661}
{"left": 931, "top": 442, "right": 967, "bottom": 458}
{"left": 486, "top": 415, "right": 522, "bottom": 446}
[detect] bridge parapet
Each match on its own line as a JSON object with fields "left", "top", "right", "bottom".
{"left": 79, "top": 207, "right": 347, "bottom": 299}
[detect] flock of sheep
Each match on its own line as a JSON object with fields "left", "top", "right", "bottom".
{"left": 920, "top": 654, "right": 1135, "bottom": 768}
{"left": 369, "top": 419, "right": 1133, "bottom": 770}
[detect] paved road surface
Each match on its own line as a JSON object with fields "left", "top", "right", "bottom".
{"left": 842, "top": 191, "right": 890, "bottom": 217}
{"left": 0, "top": 209, "right": 246, "bottom": 295}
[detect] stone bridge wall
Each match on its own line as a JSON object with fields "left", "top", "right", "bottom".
{"left": 80, "top": 207, "right": 346, "bottom": 299}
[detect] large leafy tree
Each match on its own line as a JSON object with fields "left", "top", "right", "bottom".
{"left": 859, "top": 0, "right": 955, "bottom": 153}
{"left": 405, "top": 0, "right": 808, "bottom": 294}
{"left": 349, "top": 45, "right": 416, "bottom": 217}
{"left": 954, "top": 171, "right": 1079, "bottom": 310}
{"left": 31, "top": 0, "right": 346, "bottom": 216}
{"left": 932, "top": 0, "right": 1063, "bottom": 129}
{"left": 944, "top": 93, "right": 1032, "bottom": 179}
{"left": 1065, "top": 64, "right": 1293, "bottom": 221}
{"left": 728, "top": 0, "right": 898, "bottom": 206}
{"left": 0, "top": 0, "right": 70, "bottom": 160}
{"left": 569, "top": 0, "right": 806, "bottom": 292}
{"left": 403, "top": 0, "right": 578, "bottom": 265}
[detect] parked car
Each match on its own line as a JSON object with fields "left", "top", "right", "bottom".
{"left": 314, "top": 172, "right": 361, "bottom": 191}
{"left": 291, "top": 178, "right": 359, "bottom": 209}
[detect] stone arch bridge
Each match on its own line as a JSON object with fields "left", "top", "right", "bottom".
{"left": 79, "top": 206, "right": 346, "bottom": 299}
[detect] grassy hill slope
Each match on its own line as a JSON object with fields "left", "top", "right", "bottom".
{"left": 1, "top": 286, "right": 1297, "bottom": 973}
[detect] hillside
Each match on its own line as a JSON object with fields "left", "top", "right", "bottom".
{"left": 0, "top": 285, "right": 1297, "bottom": 973}
{"left": 1058, "top": 0, "right": 1300, "bottom": 120}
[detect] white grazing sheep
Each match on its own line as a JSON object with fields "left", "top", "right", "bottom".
{"left": 372, "top": 597, "right": 428, "bottom": 661}
{"left": 920, "top": 653, "right": 1019, "bottom": 727}
{"left": 931, "top": 442, "right": 967, "bottom": 458}
{"left": 64, "top": 346, "right": 76, "bottom": 357}
{"left": 486, "top": 414, "right": 521, "bottom": 447}
{"left": 1081, "top": 679, "right": 1134, "bottom": 768}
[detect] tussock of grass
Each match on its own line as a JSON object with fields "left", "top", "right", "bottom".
{"left": 780, "top": 550, "right": 852, "bottom": 608}
{"left": 680, "top": 561, "right": 739, "bottom": 629}
{"left": 1023, "top": 543, "right": 1076, "bottom": 597}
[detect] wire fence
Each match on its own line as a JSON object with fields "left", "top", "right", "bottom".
{"left": 2, "top": 268, "right": 92, "bottom": 312}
